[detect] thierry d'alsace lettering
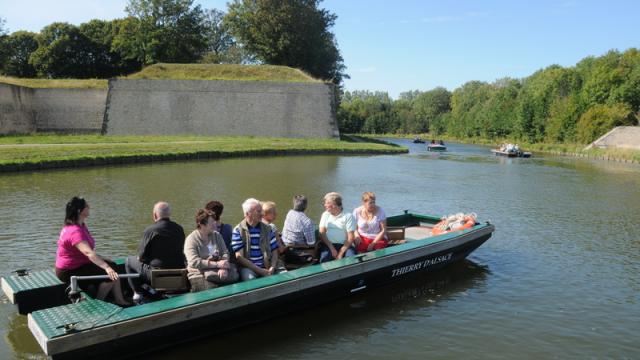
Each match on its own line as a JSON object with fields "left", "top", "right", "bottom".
{"left": 390, "top": 253, "right": 453, "bottom": 278}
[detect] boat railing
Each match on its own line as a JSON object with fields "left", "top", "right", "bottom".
{"left": 69, "top": 274, "right": 140, "bottom": 299}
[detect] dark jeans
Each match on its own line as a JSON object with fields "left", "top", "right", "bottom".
{"left": 125, "top": 256, "right": 152, "bottom": 293}
{"left": 318, "top": 243, "right": 356, "bottom": 263}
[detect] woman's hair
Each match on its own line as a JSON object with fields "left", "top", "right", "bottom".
{"left": 196, "top": 209, "right": 215, "bottom": 228}
{"left": 293, "top": 195, "right": 308, "bottom": 212}
{"left": 323, "top": 192, "right": 342, "bottom": 209}
{"left": 205, "top": 200, "right": 223, "bottom": 221}
{"left": 65, "top": 197, "right": 87, "bottom": 225}
{"left": 362, "top": 191, "right": 376, "bottom": 203}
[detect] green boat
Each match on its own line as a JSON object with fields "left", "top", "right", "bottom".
{"left": 2, "top": 212, "right": 494, "bottom": 359}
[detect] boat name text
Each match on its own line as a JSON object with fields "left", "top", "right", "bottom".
{"left": 391, "top": 253, "right": 453, "bottom": 277}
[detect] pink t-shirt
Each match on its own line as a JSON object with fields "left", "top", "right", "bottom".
{"left": 55, "top": 224, "right": 95, "bottom": 269}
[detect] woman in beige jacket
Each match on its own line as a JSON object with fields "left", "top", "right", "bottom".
{"left": 184, "top": 209, "right": 239, "bottom": 289}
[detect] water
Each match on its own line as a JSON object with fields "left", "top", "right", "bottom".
{"left": 1, "top": 139, "right": 639, "bottom": 359}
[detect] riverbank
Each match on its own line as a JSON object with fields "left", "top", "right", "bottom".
{"left": 0, "top": 134, "right": 406, "bottom": 173}
{"left": 361, "top": 133, "right": 640, "bottom": 164}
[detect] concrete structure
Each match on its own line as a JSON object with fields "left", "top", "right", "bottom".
{"left": 103, "top": 79, "right": 339, "bottom": 138}
{"left": 0, "top": 79, "right": 339, "bottom": 138}
{"left": 586, "top": 126, "right": 640, "bottom": 150}
{"left": 0, "top": 83, "right": 107, "bottom": 134}
{"left": 0, "top": 83, "right": 35, "bottom": 134}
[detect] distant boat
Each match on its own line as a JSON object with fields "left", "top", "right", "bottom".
{"left": 413, "top": 137, "right": 425, "bottom": 143}
{"left": 491, "top": 149, "right": 532, "bottom": 158}
{"left": 427, "top": 141, "right": 446, "bottom": 151}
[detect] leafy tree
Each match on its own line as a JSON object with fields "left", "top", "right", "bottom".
{"left": 198, "top": 8, "right": 252, "bottom": 64}
{"left": 29, "top": 23, "right": 104, "bottom": 78}
{"left": 225, "top": 0, "right": 347, "bottom": 84}
{"left": 115, "top": 0, "right": 207, "bottom": 64}
{"left": 576, "top": 103, "right": 636, "bottom": 143}
{"left": 0, "top": 17, "right": 7, "bottom": 36}
{"left": 0, "top": 31, "right": 39, "bottom": 77}
{"left": 79, "top": 19, "right": 141, "bottom": 77}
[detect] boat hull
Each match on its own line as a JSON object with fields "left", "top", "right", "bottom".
{"left": 427, "top": 145, "right": 446, "bottom": 151}
{"left": 491, "top": 149, "right": 531, "bottom": 157}
{"left": 25, "top": 217, "right": 494, "bottom": 359}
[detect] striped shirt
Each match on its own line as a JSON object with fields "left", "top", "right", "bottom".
{"left": 282, "top": 210, "right": 316, "bottom": 246}
{"left": 231, "top": 223, "right": 277, "bottom": 268}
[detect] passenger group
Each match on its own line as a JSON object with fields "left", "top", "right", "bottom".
{"left": 54, "top": 191, "right": 389, "bottom": 305}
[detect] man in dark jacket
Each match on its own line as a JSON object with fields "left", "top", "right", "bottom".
{"left": 126, "top": 201, "right": 185, "bottom": 300}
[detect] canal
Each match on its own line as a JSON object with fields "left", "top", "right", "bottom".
{"left": 1, "top": 139, "right": 638, "bottom": 359}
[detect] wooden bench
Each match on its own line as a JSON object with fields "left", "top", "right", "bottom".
{"left": 387, "top": 226, "right": 407, "bottom": 245}
{"left": 150, "top": 269, "right": 189, "bottom": 293}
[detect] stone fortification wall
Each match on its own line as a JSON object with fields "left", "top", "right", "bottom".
{"left": 30, "top": 88, "right": 107, "bottom": 133}
{"left": 588, "top": 126, "right": 640, "bottom": 150}
{"left": 0, "top": 83, "right": 107, "bottom": 134}
{"left": 0, "top": 83, "right": 35, "bottom": 134}
{"left": 103, "top": 79, "right": 339, "bottom": 138}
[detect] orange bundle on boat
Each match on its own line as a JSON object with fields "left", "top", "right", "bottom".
{"left": 432, "top": 213, "right": 477, "bottom": 235}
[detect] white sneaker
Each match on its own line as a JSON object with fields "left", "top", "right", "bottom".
{"left": 132, "top": 292, "right": 142, "bottom": 302}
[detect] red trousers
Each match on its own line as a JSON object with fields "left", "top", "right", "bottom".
{"left": 356, "top": 235, "right": 388, "bottom": 253}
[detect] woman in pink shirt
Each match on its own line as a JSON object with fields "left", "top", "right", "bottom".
{"left": 55, "top": 197, "right": 129, "bottom": 306}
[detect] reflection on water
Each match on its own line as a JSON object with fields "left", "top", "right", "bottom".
{"left": 154, "top": 260, "right": 489, "bottom": 360}
{"left": 1, "top": 140, "right": 639, "bottom": 359}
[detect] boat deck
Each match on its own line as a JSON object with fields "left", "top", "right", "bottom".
{"left": 1, "top": 269, "right": 66, "bottom": 315}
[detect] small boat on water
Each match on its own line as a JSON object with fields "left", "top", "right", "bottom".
{"left": 427, "top": 143, "right": 447, "bottom": 151}
{"left": 412, "top": 137, "right": 425, "bottom": 143}
{"left": 491, "top": 149, "right": 532, "bottom": 158}
{"left": 2, "top": 212, "right": 494, "bottom": 359}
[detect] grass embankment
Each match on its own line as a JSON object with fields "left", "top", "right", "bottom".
{"left": 125, "top": 63, "right": 322, "bottom": 83}
{"left": 0, "top": 76, "right": 107, "bottom": 89}
{"left": 0, "top": 134, "right": 406, "bottom": 173}
{"left": 360, "top": 133, "right": 640, "bottom": 163}
{"left": 0, "top": 64, "right": 320, "bottom": 90}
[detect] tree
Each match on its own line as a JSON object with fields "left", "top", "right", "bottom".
{"left": 79, "top": 19, "right": 142, "bottom": 77}
{"left": 115, "top": 0, "right": 207, "bottom": 64}
{"left": 0, "top": 17, "right": 7, "bottom": 36}
{"left": 199, "top": 8, "right": 253, "bottom": 64}
{"left": 0, "top": 31, "right": 39, "bottom": 77}
{"left": 225, "top": 0, "right": 347, "bottom": 84}
{"left": 29, "top": 22, "right": 101, "bottom": 78}
{"left": 576, "top": 103, "right": 636, "bottom": 143}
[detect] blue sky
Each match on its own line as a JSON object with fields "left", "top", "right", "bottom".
{"left": 1, "top": 0, "right": 639, "bottom": 98}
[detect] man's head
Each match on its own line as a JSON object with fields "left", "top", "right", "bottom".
{"left": 293, "top": 195, "right": 308, "bottom": 212}
{"left": 153, "top": 201, "right": 171, "bottom": 222}
{"left": 242, "top": 198, "right": 262, "bottom": 226}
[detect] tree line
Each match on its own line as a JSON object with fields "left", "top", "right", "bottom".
{"left": 339, "top": 48, "right": 640, "bottom": 144}
{"left": 0, "top": 0, "right": 346, "bottom": 84}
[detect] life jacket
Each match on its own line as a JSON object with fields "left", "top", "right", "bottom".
{"left": 431, "top": 214, "right": 476, "bottom": 236}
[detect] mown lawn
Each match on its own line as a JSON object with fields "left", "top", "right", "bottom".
{"left": 0, "top": 134, "right": 406, "bottom": 169}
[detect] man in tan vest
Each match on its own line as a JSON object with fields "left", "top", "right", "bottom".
{"left": 230, "top": 198, "right": 280, "bottom": 281}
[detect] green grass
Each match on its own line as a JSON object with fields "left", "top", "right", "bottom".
{"left": 0, "top": 76, "right": 108, "bottom": 89}
{"left": 123, "top": 63, "right": 322, "bottom": 83}
{"left": 0, "top": 64, "right": 320, "bottom": 89}
{"left": 0, "top": 134, "right": 407, "bottom": 171}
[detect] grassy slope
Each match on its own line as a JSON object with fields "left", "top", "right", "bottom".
{"left": 0, "top": 135, "right": 406, "bottom": 168}
{"left": 125, "top": 63, "right": 321, "bottom": 83}
{"left": 0, "top": 76, "right": 108, "bottom": 89}
{"left": 0, "top": 64, "right": 320, "bottom": 89}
